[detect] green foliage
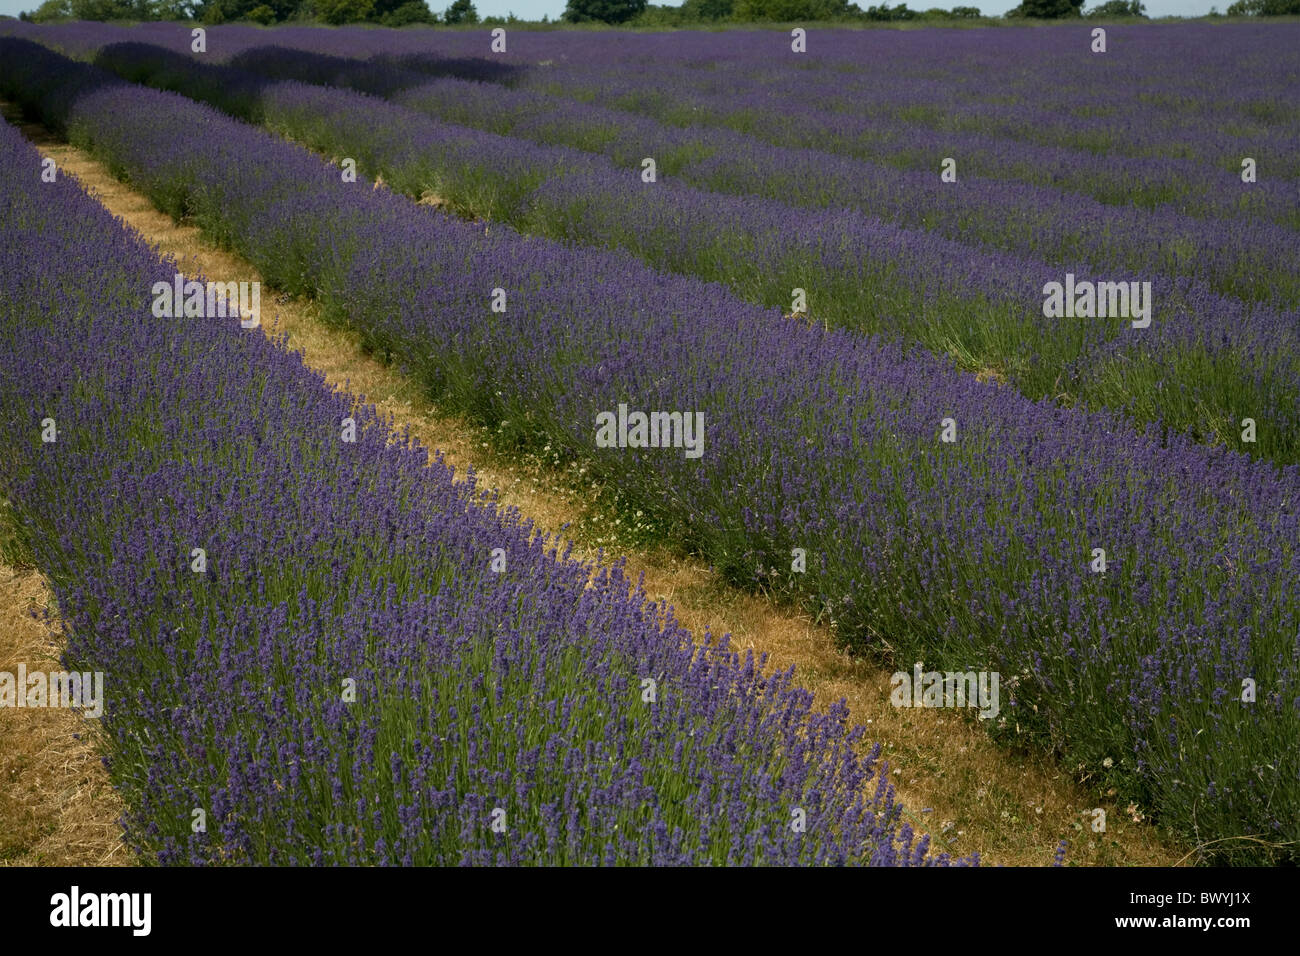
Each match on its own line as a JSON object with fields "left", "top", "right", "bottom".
{"left": 312, "top": 0, "right": 374, "bottom": 21}
{"left": 861, "top": 2, "right": 918, "bottom": 18}
{"left": 22, "top": 0, "right": 993, "bottom": 22}
{"left": 380, "top": 0, "right": 436, "bottom": 22}
{"left": 28, "top": 0, "right": 73, "bottom": 20}
{"left": 562, "top": 0, "right": 648, "bottom": 23}
{"left": 641, "top": 0, "right": 897, "bottom": 19}
{"left": 678, "top": 0, "right": 733, "bottom": 18}
{"left": 1086, "top": 0, "right": 1145, "bottom": 15}
{"left": 1005, "top": 0, "right": 1083, "bottom": 16}
{"left": 634, "top": 0, "right": 987, "bottom": 23}
{"left": 630, "top": 2, "right": 693, "bottom": 23}
{"left": 1227, "top": 0, "right": 1300, "bottom": 13}
{"left": 154, "top": 0, "right": 193, "bottom": 15}
{"left": 199, "top": 0, "right": 297, "bottom": 23}
{"left": 442, "top": 0, "right": 478, "bottom": 21}
{"left": 731, "top": 0, "right": 855, "bottom": 20}
{"left": 370, "top": 0, "right": 412, "bottom": 15}
{"left": 67, "top": 0, "right": 152, "bottom": 18}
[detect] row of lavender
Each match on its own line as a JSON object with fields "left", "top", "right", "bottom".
{"left": 0, "top": 109, "right": 947, "bottom": 866}
{"left": 488, "top": 30, "right": 1300, "bottom": 182}
{"left": 35, "top": 21, "right": 1297, "bottom": 206}
{"left": 41, "top": 33, "right": 1300, "bottom": 469}
{"left": 432, "top": 26, "right": 1300, "bottom": 189}
{"left": 503, "top": 60, "right": 1300, "bottom": 230}
{"left": 2, "top": 39, "right": 1294, "bottom": 862}
{"left": 387, "top": 50, "right": 1300, "bottom": 305}
{"left": 214, "top": 42, "right": 1300, "bottom": 241}
{"left": 25, "top": 21, "right": 1296, "bottom": 310}
{"left": 38, "top": 21, "right": 1296, "bottom": 153}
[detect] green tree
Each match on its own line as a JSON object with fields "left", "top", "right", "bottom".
{"left": 198, "top": 0, "right": 296, "bottom": 23}
{"left": 861, "top": 1, "right": 917, "bottom": 17}
{"left": 628, "top": 2, "right": 690, "bottom": 22}
{"left": 68, "top": 0, "right": 152, "bottom": 18}
{"left": 562, "top": 0, "right": 647, "bottom": 22}
{"left": 153, "top": 0, "right": 203, "bottom": 15}
{"left": 1226, "top": 0, "right": 1300, "bottom": 12}
{"left": 29, "top": 0, "right": 73, "bottom": 19}
{"left": 1086, "top": 0, "right": 1146, "bottom": 15}
{"left": 679, "top": 0, "right": 733, "bottom": 18}
{"left": 732, "top": 0, "right": 853, "bottom": 19}
{"left": 443, "top": 0, "right": 478, "bottom": 21}
{"left": 312, "top": 0, "right": 374, "bottom": 21}
{"left": 370, "top": 0, "right": 414, "bottom": 17}
{"left": 381, "top": 0, "right": 436, "bottom": 22}
{"left": 1005, "top": 0, "right": 1083, "bottom": 16}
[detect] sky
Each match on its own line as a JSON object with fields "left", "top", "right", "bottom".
{"left": 0, "top": 1, "right": 1230, "bottom": 26}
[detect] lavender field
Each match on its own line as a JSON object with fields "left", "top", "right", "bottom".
{"left": 0, "top": 20, "right": 1297, "bottom": 867}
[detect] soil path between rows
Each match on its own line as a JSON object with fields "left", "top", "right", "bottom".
{"left": 0, "top": 102, "right": 1186, "bottom": 867}
{"left": 0, "top": 557, "right": 130, "bottom": 866}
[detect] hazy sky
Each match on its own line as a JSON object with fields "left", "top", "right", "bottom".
{"left": 0, "top": 1, "right": 1229, "bottom": 26}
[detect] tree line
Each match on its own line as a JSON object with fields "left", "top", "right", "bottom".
{"left": 17, "top": 0, "right": 1298, "bottom": 28}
